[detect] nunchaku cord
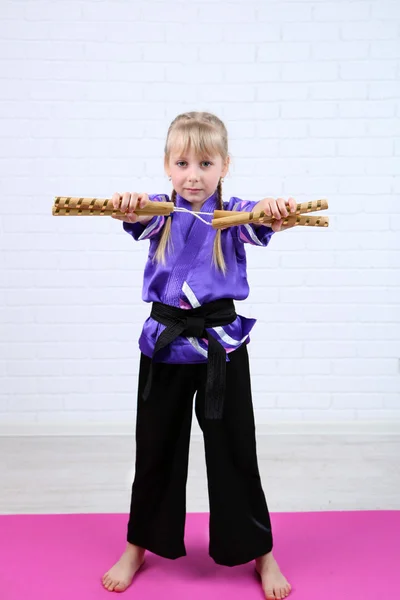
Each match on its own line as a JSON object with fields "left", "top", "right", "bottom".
{"left": 172, "top": 206, "right": 213, "bottom": 226}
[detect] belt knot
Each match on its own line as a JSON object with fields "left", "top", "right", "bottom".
{"left": 183, "top": 315, "right": 205, "bottom": 338}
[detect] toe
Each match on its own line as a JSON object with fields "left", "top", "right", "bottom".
{"left": 114, "top": 582, "right": 127, "bottom": 592}
{"left": 265, "top": 590, "right": 276, "bottom": 600}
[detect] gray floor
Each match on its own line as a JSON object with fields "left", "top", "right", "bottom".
{"left": 2, "top": 434, "right": 399, "bottom": 514}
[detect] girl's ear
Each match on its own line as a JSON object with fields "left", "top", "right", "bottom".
{"left": 164, "top": 156, "right": 170, "bottom": 177}
{"left": 222, "top": 156, "right": 230, "bottom": 178}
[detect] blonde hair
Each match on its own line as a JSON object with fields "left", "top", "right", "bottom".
{"left": 154, "top": 111, "right": 229, "bottom": 273}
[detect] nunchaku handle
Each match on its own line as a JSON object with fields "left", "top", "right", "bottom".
{"left": 212, "top": 199, "right": 329, "bottom": 229}
{"left": 278, "top": 214, "right": 329, "bottom": 230}
{"left": 52, "top": 196, "right": 174, "bottom": 217}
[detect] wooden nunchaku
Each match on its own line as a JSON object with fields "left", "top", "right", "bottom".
{"left": 52, "top": 197, "right": 329, "bottom": 230}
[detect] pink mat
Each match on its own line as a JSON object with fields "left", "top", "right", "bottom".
{"left": 0, "top": 511, "right": 397, "bottom": 599}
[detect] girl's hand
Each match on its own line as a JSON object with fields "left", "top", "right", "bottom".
{"left": 256, "top": 197, "right": 297, "bottom": 232}
{"left": 111, "top": 192, "right": 150, "bottom": 223}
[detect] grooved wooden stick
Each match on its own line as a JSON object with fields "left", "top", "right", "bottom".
{"left": 52, "top": 196, "right": 174, "bottom": 216}
{"left": 213, "top": 214, "right": 329, "bottom": 230}
{"left": 280, "top": 214, "right": 329, "bottom": 230}
{"left": 212, "top": 199, "right": 329, "bottom": 229}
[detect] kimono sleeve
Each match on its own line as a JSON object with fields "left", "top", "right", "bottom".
{"left": 122, "top": 194, "right": 169, "bottom": 241}
{"left": 226, "top": 197, "right": 274, "bottom": 247}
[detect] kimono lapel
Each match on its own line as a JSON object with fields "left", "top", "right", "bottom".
{"left": 163, "top": 191, "right": 218, "bottom": 307}
{"left": 176, "top": 196, "right": 196, "bottom": 242}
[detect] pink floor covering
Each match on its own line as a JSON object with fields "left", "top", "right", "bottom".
{"left": 0, "top": 511, "right": 397, "bottom": 600}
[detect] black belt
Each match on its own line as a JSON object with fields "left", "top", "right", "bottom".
{"left": 143, "top": 299, "right": 237, "bottom": 419}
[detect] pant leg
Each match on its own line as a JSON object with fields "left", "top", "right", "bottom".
{"left": 195, "top": 343, "right": 273, "bottom": 567}
{"left": 127, "top": 353, "right": 196, "bottom": 559}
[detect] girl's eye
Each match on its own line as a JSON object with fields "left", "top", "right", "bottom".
{"left": 176, "top": 161, "right": 213, "bottom": 167}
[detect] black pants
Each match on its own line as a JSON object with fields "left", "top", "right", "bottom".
{"left": 126, "top": 343, "right": 273, "bottom": 567}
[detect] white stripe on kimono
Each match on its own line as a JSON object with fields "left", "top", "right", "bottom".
{"left": 233, "top": 200, "right": 263, "bottom": 246}
{"left": 181, "top": 282, "right": 208, "bottom": 356}
{"left": 212, "top": 326, "right": 250, "bottom": 347}
{"left": 182, "top": 281, "right": 201, "bottom": 308}
{"left": 138, "top": 215, "right": 165, "bottom": 241}
{"left": 187, "top": 336, "right": 208, "bottom": 358}
{"left": 181, "top": 282, "right": 249, "bottom": 355}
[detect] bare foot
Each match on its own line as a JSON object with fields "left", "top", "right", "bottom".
{"left": 102, "top": 542, "right": 145, "bottom": 592}
{"left": 255, "top": 551, "right": 292, "bottom": 600}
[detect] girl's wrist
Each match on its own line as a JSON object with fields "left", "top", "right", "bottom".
{"left": 136, "top": 215, "right": 153, "bottom": 225}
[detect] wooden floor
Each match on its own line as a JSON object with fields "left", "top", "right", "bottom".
{"left": 1, "top": 434, "right": 399, "bottom": 514}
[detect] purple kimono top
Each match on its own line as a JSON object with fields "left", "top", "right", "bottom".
{"left": 123, "top": 190, "right": 274, "bottom": 363}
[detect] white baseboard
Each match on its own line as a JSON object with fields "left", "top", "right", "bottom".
{"left": 0, "top": 420, "right": 399, "bottom": 436}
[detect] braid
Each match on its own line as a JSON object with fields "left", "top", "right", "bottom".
{"left": 212, "top": 179, "right": 227, "bottom": 274}
{"left": 217, "top": 179, "right": 223, "bottom": 208}
{"left": 153, "top": 188, "right": 175, "bottom": 264}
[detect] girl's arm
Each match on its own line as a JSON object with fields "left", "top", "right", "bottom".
{"left": 225, "top": 197, "right": 274, "bottom": 247}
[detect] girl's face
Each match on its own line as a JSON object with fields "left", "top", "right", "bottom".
{"left": 165, "top": 148, "right": 229, "bottom": 209}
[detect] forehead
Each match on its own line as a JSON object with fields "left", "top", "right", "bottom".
{"left": 170, "top": 148, "right": 219, "bottom": 161}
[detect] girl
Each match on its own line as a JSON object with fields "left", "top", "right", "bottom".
{"left": 102, "top": 112, "right": 294, "bottom": 600}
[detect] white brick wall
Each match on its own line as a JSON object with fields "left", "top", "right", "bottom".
{"left": 0, "top": 0, "right": 399, "bottom": 434}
